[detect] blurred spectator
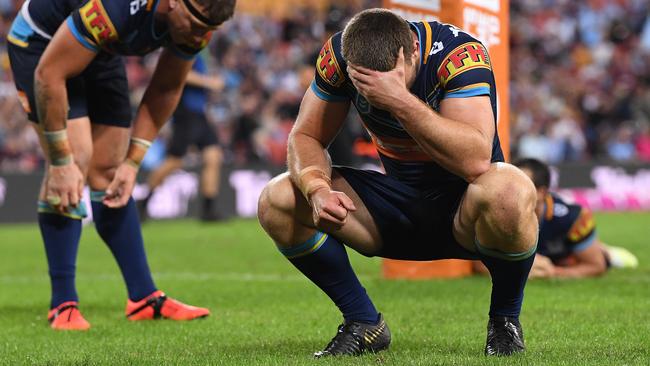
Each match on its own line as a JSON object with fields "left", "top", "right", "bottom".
{"left": 607, "top": 125, "right": 637, "bottom": 161}
{"left": 510, "top": 0, "right": 650, "bottom": 163}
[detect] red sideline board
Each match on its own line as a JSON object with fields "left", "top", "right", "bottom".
{"left": 382, "top": 0, "right": 510, "bottom": 279}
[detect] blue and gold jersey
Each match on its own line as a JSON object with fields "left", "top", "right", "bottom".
{"left": 18, "top": 0, "right": 205, "bottom": 58}
{"left": 312, "top": 22, "right": 504, "bottom": 187}
{"left": 538, "top": 194, "right": 597, "bottom": 264}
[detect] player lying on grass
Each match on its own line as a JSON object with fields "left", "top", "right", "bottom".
{"left": 475, "top": 158, "right": 638, "bottom": 279}
{"left": 258, "top": 9, "right": 539, "bottom": 357}
{"left": 7, "top": 0, "right": 234, "bottom": 330}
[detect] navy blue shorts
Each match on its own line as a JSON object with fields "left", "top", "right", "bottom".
{"left": 7, "top": 35, "right": 131, "bottom": 127}
{"left": 334, "top": 166, "right": 479, "bottom": 261}
{"left": 167, "top": 104, "right": 219, "bottom": 157}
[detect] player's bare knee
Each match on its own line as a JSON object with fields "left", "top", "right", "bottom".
{"left": 257, "top": 173, "right": 299, "bottom": 230}
{"left": 476, "top": 163, "right": 537, "bottom": 247}
{"left": 87, "top": 161, "right": 119, "bottom": 191}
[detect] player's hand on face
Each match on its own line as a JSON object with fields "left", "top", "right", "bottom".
{"left": 103, "top": 162, "right": 138, "bottom": 208}
{"left": 308, "top": 187, "right": 357, "bottom": 232}
{"left": 46, "top": 163, "right": 84, "bottom": 214}
{"left": 347, "top": 47, "right": 409, "bottom": 111}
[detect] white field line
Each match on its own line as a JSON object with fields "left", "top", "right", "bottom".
{"left": 0, "top": 272, "right": 379, "bottom": 284}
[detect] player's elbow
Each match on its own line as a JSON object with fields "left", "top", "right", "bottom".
{"left": 463, "top": 159, "right": 492, "bottom": 183}
{"left": 34, "top": 63, "right": 63, "bottom": 91}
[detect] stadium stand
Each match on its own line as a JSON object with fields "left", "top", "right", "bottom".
{"left": 1, "top": 0, "right": 649, "bottom": 173}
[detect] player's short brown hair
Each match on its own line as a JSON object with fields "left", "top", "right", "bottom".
{"left": 341, "top": 8, "right": 415, "bottom": 72}
{"left": 194, "top": 0, "right": 236, "bottom": 26}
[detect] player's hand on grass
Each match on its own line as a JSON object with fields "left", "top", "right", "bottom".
{"left": 103, "top": 161, "right": 138, "bottom": 208}
{"left": 529, "top": 254, "right": 555, "bottom": 279}
{"left": 347, "top": 47, "right": 409, "bottom": 110}
{"left": 308, "top": 187, "right": 356, "bottom": 232}
{"left": 46, "top": 163, "right": 84, "bottom": 214}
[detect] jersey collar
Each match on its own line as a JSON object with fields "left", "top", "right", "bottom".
{"left": 408, "top": 21, "right": 424, "bottom": 65}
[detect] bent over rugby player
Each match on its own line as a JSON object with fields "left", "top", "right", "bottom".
{"left": 7, "top": 0, "right": 234, "bottom": 330}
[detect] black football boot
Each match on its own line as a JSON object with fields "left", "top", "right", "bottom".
{"left": 485, "top": 316, "right": 525, "bottom": 356}
{"left": 314, "top": 314, "right": 391, "bottom": 358}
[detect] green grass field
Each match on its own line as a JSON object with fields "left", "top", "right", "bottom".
{"left": 0, "top": 213, "right": 649, "bottom": 365}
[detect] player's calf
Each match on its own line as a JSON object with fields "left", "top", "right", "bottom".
{"left": 259, "top": 174, "right": 384, "bottom": 356}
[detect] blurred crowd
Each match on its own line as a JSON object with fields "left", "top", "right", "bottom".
{"left": 510, "top": 0, "right": 650, "bottom": 162}
{"left": 1, "top": 0, "right": 650, "bottom": 173}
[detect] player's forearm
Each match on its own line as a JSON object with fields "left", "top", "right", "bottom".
{"left": 390, "top": 93, "right": 492, "bottom": 182}
{"left": 185, "top": 71, "right": 223, "bottom": 91}
{"left": 34, "top": 73, "right": 73, "bottom": 165}
{"left": 124, "top": 86, "right": 183, "bottom": 169}
{"left": 132, "top": 86, "right": 183, "bottom": 141}
{"left": 288, "top": 131, "right": 332, "bottom": 199}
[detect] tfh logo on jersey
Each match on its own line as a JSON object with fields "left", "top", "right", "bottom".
{"left": 317, "top": 39, "right": 345, "bottom": 87}
{"left": 80, "top": 0, "right": 118, "bottom": 46}
{"left": 437, "top": 42, "right": 491, "bottom": 86}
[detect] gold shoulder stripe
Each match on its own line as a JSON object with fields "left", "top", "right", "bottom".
{"left": 422, "top": 22, "right": 432, "bottom": 64}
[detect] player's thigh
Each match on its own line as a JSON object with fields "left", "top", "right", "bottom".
{"left": 83, "top": 52, "right": 132, "bottom": 128}
{"left": 329, "top": 169, "right": 384, "bottom": 255}
{"left": 82, "top": 53, "right": 132, "bottom": 190}
{"left": 261, "top": 171, "right": 383, "bottom": 255}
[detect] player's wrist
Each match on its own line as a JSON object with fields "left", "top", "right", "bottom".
{"left": 43, "top": 129, "right": 73, "bottom": 166}
{"left": 297, "top": 166, "right": 332, "bottom": 201}
{"left": 388, "top": 89, "right": 415, "bottom": 112}
{"left": 124, "top": 137, "right": 152, "bottom": 170}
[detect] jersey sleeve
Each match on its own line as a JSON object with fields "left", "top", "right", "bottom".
{"left": 564, "top": 206, "right": 597, "bottom": 253}
{"left": 68, "top": 0, "right": 129, "bottom": 52}
{"left": 434, "top": 28, "right": 493, "bottom": 99}
{"left": 311, "top": 33, "right": 350, "bottom": 102}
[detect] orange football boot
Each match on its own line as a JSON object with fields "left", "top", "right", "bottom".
{"left": 125, "top": 290, "right": 210, "bottom": 321}
{"left": 47, "top": 301, "right": 91, "bottom": 331}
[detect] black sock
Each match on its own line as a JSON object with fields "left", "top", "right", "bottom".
{"left": 91, "top": 192, "right": 157, "bottom": 301}
{"left": 476, "top": 240, "right": 536, "bottom": 319}
{"left": 38, "top": 207, "right": 82, "bottom": 308}
{"left": 279, "top": 232, "right": 379, "bottom": 324}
